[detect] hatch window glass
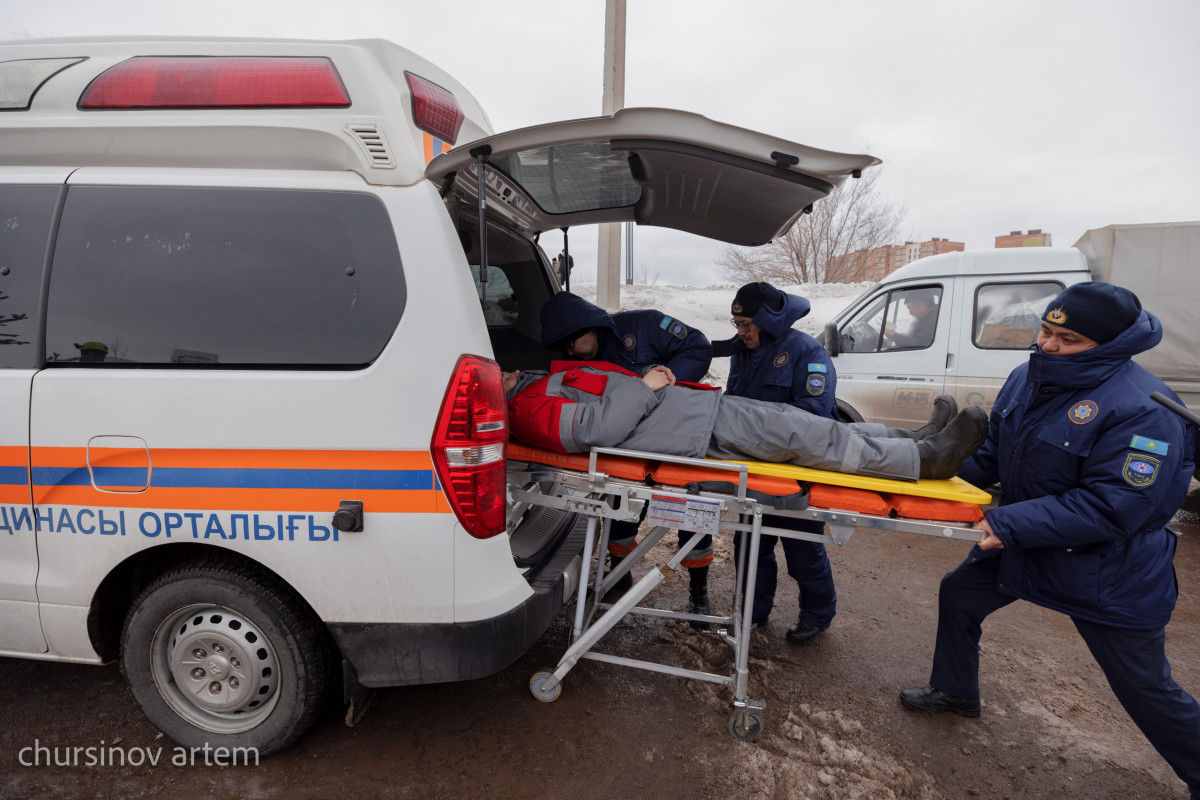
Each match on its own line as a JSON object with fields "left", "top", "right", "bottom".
{"left": 45, "top": 186, "right": 404, "bottom": 367}
{"left": 491, "top": 141, "right": 641, "bottom": 214}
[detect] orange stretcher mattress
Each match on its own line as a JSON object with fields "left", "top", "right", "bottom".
{"left": 507, "top": 442, "right": 989, "bottom": 524}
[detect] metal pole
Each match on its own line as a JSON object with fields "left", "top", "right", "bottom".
{"left": 625, "top": 221, "right": 633, "bottom": 285}
{"left": 596, "top": 0, "right": 626, "bottom": 310}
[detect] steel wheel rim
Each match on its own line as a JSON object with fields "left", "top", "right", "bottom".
{"left": 150, "top": 603, "right": 281, "bottom": 733}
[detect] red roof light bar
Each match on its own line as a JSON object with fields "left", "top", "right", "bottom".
{"left": 405, "top": 71, "right": 463, "bottom": 145}
{"left": 79, "top": 56, "right": 350, "bottom": 109}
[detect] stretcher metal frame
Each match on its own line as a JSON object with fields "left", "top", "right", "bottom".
{"left": 507, "top": 445, "right": 984, "bottom": 742}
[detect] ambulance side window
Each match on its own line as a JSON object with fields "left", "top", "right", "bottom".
{"left": 0, "top": 185, "right": 58, "bottom": 369}
{"left": 44, "top": 186, "right": 405, "bottom": 367}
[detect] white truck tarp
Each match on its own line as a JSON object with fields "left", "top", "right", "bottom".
{"left": 1074, "top": 221, "right": 1200, "bottom": 387}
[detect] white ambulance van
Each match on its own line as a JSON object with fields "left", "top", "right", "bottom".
{"left": 0, "top": 36, "right": 878, "bottom": 754}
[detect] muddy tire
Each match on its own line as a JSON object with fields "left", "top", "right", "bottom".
{"left": 121, "top": 559, "right": 333, "bottom": 757}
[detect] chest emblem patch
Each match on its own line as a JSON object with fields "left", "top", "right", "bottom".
{"left": 774, "top": 352, "right": 789, "bottom": 368}
{"left": 622, "top": 333, "right": 637, "bottom": 351}
{"left": 1069, "top": 400, "right": 1099, "bottom": 424}
{"left": 1121, "top": 453, "right": 1161, "bottom": 488}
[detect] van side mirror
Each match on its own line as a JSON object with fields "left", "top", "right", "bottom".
{"left": 823, "top": 322, "right": 840, "bottom": 357}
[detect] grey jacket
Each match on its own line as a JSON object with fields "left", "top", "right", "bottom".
{"left": 507, "top": 366, "right": 720, "bottom": 457}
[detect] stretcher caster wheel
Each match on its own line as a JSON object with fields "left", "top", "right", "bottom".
{"left": 530, "top": 670, "right": 562, "bottom": 703}
{"left": 728, "top": 709, "right": 764, "bottom": 742}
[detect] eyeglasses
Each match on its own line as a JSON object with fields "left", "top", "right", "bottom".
{"left": 730, "top": 319, "right": 754, "bottom": 332}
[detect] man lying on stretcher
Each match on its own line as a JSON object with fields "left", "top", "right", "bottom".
{"left": 503, "top": 362, "right": 988, "bottom": 482}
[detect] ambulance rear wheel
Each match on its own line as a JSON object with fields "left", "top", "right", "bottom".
{"left": 121, "top": 559, "right": 333, "bottom": 757}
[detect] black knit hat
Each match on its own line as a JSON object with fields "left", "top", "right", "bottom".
{"left": 1041, "top": 282, "right": 1141, "bottom": 344}
{"left": 731, "top": 282, "right": 784, "bottom": 318}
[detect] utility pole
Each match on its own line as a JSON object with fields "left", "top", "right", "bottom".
{"left": 596, "top": 0, "right": 626, "bottom": 310}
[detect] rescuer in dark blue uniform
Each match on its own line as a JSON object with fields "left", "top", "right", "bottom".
{"left": 899, "top": 282, "right": 1200, "bottom": 799}
{"left": 721, "top": 282, "right": 839, "bottom": 644}
{"left": 540, "top": 291, "right": 715, "bottom": 621}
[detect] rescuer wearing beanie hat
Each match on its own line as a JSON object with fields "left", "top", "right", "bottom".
{"left": 1040, "top": 281, "right": 1142, "bottom": 344}
{"left": 725, "top": 280, "right": 851, "bottom": 645}
{"left": 730, "top": 281, "right": 785, "bottom": 319}
{"left": 901, "top": 278, "right": 1200, "bottom": 799}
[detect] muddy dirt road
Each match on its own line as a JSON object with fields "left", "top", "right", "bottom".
{"left": 3, "top": 485, "right": 1198, "bottom": 799}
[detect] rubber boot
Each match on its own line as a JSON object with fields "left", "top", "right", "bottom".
{"left": 917, "top": 406, "right": 988, "bottom": 479}
{"left": 687, "top": 565, "right": 711, "bottom": 630}
{"left": 887, "top": 395, "right": 958, "bottom": 440}
{"left": 603, "top": 553, "right": 634, "bottom": 602}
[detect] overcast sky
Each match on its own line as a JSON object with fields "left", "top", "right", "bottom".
{"left": 4, "top": 0, "right": 1197, "bottom": 286}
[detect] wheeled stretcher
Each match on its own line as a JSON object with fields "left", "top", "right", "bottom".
{"left": 506, "top": 441, "right": 992, "bottom": 742}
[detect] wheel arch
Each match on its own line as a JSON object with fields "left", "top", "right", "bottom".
{"left": 835, "top": 398, "right": 864, "bottom": 424}
{"left": 87, "top": 543, "right": 329, "bottom": 663}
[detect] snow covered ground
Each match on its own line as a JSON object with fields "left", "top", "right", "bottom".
{"left": 569, "top": 281, "right": 871, "bottom": 386}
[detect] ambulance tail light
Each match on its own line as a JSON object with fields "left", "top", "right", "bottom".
{"left": 78, "top": 56, "right": 350, "bottom": 109}
{"left": 431, "top": 355, "right": 507, "bottom": 539}
{"left": 404, "top": 72, "right": 463, "bottom": 145}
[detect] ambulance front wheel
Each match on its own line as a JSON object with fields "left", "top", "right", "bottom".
{"left": 121, "top": 558, "right": 334, "bottom": 757}
{"left": 530, "top": 670, "right": 562, "bottom": 703}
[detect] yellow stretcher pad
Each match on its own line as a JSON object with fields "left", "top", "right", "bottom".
{"left": 507, "top": 442, "right": 990, "bottom": 524}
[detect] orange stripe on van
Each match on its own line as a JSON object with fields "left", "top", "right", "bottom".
{"left": 30, "top": 447, "right": 433, "bottom": 470}
{"left": 31, "top": 485, "right": 442, "bottom": 513}
{"left": 22, "top": 447, "right": 450, "bottom": 514}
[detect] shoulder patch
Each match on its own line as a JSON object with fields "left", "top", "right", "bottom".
{"left": 806, "top": 362, "right": 827, "bottom": 373}
{"left": 659, "top": 315, "right": 688, "bottom": 340}
{"left": 773, "top": 352, "right": 790, "bottom": 368}
{"left": 1069, "top": 400, "right": 1099, "bottom": 424}
{"left": 1130, "top": 434, "right": 1169, "bottom": 456}
{"left": 622, "top": 333, "right": 637, "bottom": 351}
{"left": 1121, "top": 453, "right": 1161, "bottom": 488}
{"left": 806, "top": 373, "right": 826, "bottom": 396}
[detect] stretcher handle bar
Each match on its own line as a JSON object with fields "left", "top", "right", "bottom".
{"left": 1152, "top": 391, "right": 1200, "bottom": 428}
{"left": 589, "top": 446, "right": 750, "bottom": 500}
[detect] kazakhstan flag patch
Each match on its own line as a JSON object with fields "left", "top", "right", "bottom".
{"left": 1129, "top": 435, "right": 1169, "bottom": 456}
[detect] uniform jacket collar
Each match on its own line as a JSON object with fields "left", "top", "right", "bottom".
{"left": 1027, "top": 309, "right": 1162, "bottom": 389}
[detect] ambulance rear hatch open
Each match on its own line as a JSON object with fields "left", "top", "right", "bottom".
{"left": 426, "top": 106, "right": 881, "bottom": 250}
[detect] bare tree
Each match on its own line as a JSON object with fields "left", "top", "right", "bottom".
{"left": 718, "top": 168, "right": 905, "bottom": 285}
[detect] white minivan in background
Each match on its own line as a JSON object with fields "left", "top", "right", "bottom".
{"left": 822, "top": 222, "right": 1200, "bottom": 429}
{"left": 0, "top": 36, "right": 878, "bottom": 754}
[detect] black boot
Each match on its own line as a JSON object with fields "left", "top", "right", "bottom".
{"left": 603, "top": 553, "right": 634, "bottom": 602}
{"left": 917, "top": 405, "right": 988, "bottom": 479}
{"left": 887, "top": 394, "right": 958, "bottom": 440}
{"left": 687, "top": 565, "right": 710, "bottom": 629}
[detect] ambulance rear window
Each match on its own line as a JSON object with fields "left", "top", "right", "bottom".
{"left": 44, "top": 186, "right": 404, "bottom": 367}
